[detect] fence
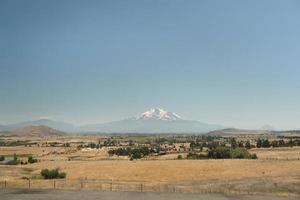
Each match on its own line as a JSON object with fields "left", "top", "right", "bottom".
{"left": 0, "top": 179, "right": 254, "bottom": 195}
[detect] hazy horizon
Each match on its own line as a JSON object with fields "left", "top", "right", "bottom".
{"left": 1, "top": 0, "right": 300, "bottom": 130}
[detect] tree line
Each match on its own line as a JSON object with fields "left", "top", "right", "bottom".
{"left": 256, "top": 139, "right": 300, "bottom": 148}
{"left": 108, "top": 146, "right": 160, "bottom": 160}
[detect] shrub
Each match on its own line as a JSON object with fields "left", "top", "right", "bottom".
{"left": 28, "top": 156, "right": 38, "bottom": 164}
{"left": 40, "top": 168, "right": 66, "bottom": 179}
{"left": 13, "top": 153, "right": 18, "bottom": 161}
{"left": 6, "top": 153, "right": 19, "bottom": 165}
{"left": 251, "top": 153, "right": 258, "bottom": 159}
{"left": 58, "top": 172, "right": 66, "bottom": 179}
{"left": 231, "top": 148, "right": 252, "bottom": 159}
{"left": 187, "top": 152, "right": 207, "bottom": 159}
{"left": 20, "top": 161, "right": 28, "bottom": 165}
{"left": 130, "top": 149, "right": 142, "bottom": 159}
{"left": 6, "top": 160, "right": 19, "bottom": 165}
{"left": 0, "top": 155, "right": 4, "bottom": 161}
{"left": 177, "top": 155, "right": 183, "bottom": 159}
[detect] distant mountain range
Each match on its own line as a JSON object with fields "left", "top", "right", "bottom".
{"left": 10, "top": 125, "right": 66, "bottom": 137}
{"left": 0, "top": 125, "right": 66, "bottom": 137}
{"left": 206, "top": 128, "right": 269, "bottom": 136}
{"left": 0, "top": 108, "right": 224, "bottom": 134}
{"left": 0, "top": 119, "right": 75, "bottom": 132}
{"left": 1, "top": 109, "right": 300, "bottom": 136}
{"left": 260, "top": 125, "right": 276, "bottom": 131}
{"left": 206, "top": 128, "right": 300, "bottom": 136}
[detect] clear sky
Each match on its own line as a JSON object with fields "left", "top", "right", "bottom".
{"left": 1, "top": 0, "right": 300, "bottom": 129}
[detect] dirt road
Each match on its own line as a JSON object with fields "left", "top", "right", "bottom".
{"left": 0, "top": 189, "right": 298, "bottom": 200}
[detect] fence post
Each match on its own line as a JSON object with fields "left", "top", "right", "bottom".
{"left": 99, "top": 182, "right": 102, "bottom": 191}
{"left": 110, "top": 181, "right": 113, "bottom": 191}
{"left": 28, "top": 179, "right": 31, "bottom": 189}
{"left": 81, "top": 180, "right": 83, "bottom": 190}
{"left": 4, "top": 180, "right": 6, "bottom": 189}
{"left": 53, "top": 180, "right": 56, "bottom": 189}
{"left": 140, "top": 183, "right": 143, "bottom": 192}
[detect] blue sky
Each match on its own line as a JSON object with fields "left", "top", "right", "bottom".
{"left": 1, "top": 0, "right": 300, "bottom": 129}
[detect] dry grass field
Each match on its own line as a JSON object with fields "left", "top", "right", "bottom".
{"left": 250, "top": 147, "right": 300, "bottom": 160}
{"left": 0, "top": 146, "right": 66, "bottom": 156}
{"left": 1, "top": 146, "right": 300, "bottom": 181}
{"left": 24, "top": 159, "right": 300, "bottom": 183}
{"left": 1, "top": 159, "right": 300, "bottom": 196}
{"left": 1, "top": 137, "right": 300, "bottom": 196}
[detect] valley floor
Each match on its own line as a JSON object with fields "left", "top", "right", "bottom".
{"left": 1, "top": 144, "right": 300, "bottom": 196}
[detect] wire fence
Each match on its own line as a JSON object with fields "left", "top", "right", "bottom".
{"left": 0, "top": 179, "right": 253, "bottom": 195}
{"left": 1, "top": 178, "right": 299, "bottom": 196}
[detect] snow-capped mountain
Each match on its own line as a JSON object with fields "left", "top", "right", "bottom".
{"left": 80, "top": 108, "right": 224, "bottom": 133}
{"left": 138, "top": 108, "right": 182, "bottom": 121}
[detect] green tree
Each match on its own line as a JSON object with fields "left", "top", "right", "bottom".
{"left": 190, "top": 141, "right": 196, "bottom": 149}
{"left": 262, "top": 139, "right": 270, "bottom": 148}
{"left": 230, "top": 138, "right": 237, "bottom": 149}
{"left": 271, "top": 140, "right": 278, "bottom": 148}
{"left": 256, "top": 139, "right": 262, "bottom": 148}
{"left": 208, "top": 147, "right": 231, "bottom": 159}
{"left": 238, "top": 141, "right": 244, "bottom": 148}
{"left": 208, "top": 147, "right": 256, "bottom": 159}
{"left": 245, "top": 141, "right": 251, "bottom": 149}
{"left": 287, "top": 139, "right": 294, "bottom": 147}
{"left": 278, "top": 140, "right": 285, "bottom": 147}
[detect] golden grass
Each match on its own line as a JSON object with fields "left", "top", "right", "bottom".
{"left": 250, "top": 147, "right": 300, "bottom": 160}
{"left": 25, "top": 159, "right": 300, "bottom": 182}
{"left": 0, "top": 146, "right": 66, "bottom": 156}
{"left": 1, "top": 146, "right": 300, "bottom": 183}
{"left": 1, "top": 146, "right": 300, "bottom": 196}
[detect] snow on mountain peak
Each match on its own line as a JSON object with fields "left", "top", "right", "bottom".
{"left": 138, "top": 108, "right": 182, "bottom": 121}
